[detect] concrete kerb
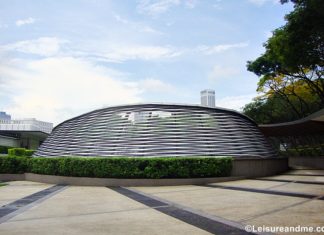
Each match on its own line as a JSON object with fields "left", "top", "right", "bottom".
{"left": 0, "top": 174, "right": 25, "bottom": 181}
{"left": 0, "top": 173, "right": 244, "bottom": 186}
{"left": 289, "top": 156, "right": 324, "bottom": 169}
{"left": 231, "top": 157, "right": 288, "bottom": 177}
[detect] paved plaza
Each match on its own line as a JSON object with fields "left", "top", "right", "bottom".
{"left": 0, "top": 169, "right": 324, "bottom": 235}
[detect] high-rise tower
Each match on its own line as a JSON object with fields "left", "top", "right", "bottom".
{"left": 200, "top": 89, "right": 215, "bottom": 107}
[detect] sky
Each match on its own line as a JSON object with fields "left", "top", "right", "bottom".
{"left": 0, "top": 0, "right": 293, "bottom": 125}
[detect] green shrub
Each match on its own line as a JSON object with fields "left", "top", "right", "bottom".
{"left": 0, "top": 156, "right": 29, "bottom": 174}
{"left": 29, "top": 158, "right": 60, "bottom": 175}
{"left": 0, "top": 156, "right": 233, "bottom": 179}
{"left": 8, "top": 148, "right": 27, "bottom": 157}
{"left": 25, "top": 150, "right": 36, "bottom": 157}
{"left": 7, "top": 148, "right": 35, "bottom": 157}
{"left": 280, "top": 147, "right": 323, "bottom": 157}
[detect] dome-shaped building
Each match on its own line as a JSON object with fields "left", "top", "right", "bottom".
{"left": 35, "top": 103, "right": 276, "bottom": 157}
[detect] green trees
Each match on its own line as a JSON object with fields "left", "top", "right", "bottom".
{"left": 244, "top": 0, "right": 324, "bottom": 124}
{"left": 243, "top": 80, "right": 322, "bottom": 123}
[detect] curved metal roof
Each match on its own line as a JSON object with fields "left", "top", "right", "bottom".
{"left": 259, "top": 108, "right": 324, "bottom": 136}
{"left": 54, "top": 103, "right": 256, "bottom": 130}
{"left": 36, "top": 103, "right": 275, "bottom": 158}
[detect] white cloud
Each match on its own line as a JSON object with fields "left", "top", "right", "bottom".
{"left": 138, "top": 78, "right": 175, "bottom": 93}
{"left": 248, "top": 0, "right": 279, "bottom": 6}
{"left": 102, "top": 45, "right": 181, "bottom": 62}
{"left": 1, "top": 37, "right": 180, "bottom": 62}
{"left": 136, "top": 0, "right": 199, "bottom": 16}
{"left": 2, "top": 37, "right": 248, "bottom": 64}
{"left": 2, "top": 37, "right": 68, "bottom": 56}
{"left": 137, "top": 0, "right": 181, "bottom": 16}
{"left": 1, "top": 57, "right": 178, "bottom": 125}
{"left": 248, "top": 0, "right": 267, "bottom": 5}
{"left": 79, "top": 41, "right": 248, "bottom": 63}
{"left": 216, "top": 94, "right": 255, "bottom": 111}
{"left": 140, "top": 26, "right": 162, "bottom": 34}
{"left": 15, "top": 17, "right": 35, "bottom": 26}
{"left": 81, "top": 44, "right": 182, "bottom": 63}
{"left": 113, "top": 13, "right": 162, "bottom": 34}
{"left": 208, "top": 65, "right": 240, "bottom": 82}
{"left": 198, "top": 42, "right": 249, "bottom": 54}
{"left": 2, "top": 57, "right": 143, "bottom": 124}
{"left": 113, "top": 14, "right": 129, "bottom": 24}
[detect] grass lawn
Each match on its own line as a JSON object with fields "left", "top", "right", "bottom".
{"left": 0, "top": 182, "right": 7, "bottom": 187}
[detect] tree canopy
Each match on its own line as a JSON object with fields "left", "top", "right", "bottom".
{"left": 243, "top": 80, "right": 322, "bottom": 124}
{"left": 245, "top": 0, "right": 324, "bottom": 124}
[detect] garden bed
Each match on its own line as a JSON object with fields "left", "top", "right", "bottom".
{"left": 0, "top": 156, "right": 232, "bottom": 179}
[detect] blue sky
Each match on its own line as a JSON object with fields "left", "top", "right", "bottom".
{"left": 0, "top": 0, "right": 293, "bottom": 124}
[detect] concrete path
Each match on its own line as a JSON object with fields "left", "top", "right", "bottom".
{"left": 0, "top": 170, "right": 323, "bottom": 235}
{"left": 0, "top": 181, "right": 51, "bottom": 207}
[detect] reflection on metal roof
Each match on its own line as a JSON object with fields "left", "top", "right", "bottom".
{"left": 35, "top": 103, "right": 275, "bottom": 158}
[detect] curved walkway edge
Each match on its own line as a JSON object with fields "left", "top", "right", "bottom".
{"left": 0, "top": 173, "right": 244, "bottom": 186}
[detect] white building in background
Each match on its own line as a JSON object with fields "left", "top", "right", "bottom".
{"left": 200, "top": 89, "right": 215, "bottom": 108}
{"left": 0, "top": 111, "right": 53, "bottom": 149}
{"left": 0, "top": 118, "right": 53, "bottom": 134}
{"left": 0, "top": 111, "right": 53, "bottom": 134}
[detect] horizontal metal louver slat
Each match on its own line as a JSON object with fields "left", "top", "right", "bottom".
{"left": 35, "top": 104, "right": 276, "bottom": 157}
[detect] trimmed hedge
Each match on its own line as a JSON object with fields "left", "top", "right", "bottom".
{"left": 8, "top": 148, "right": 26, "bottom": 156}
{"left": 8, "top": 148, "right": 36, "bottom": 157}
{"left": 280, "top": 147, "right": 323, "bottom": 157}
{"left": 0, "top": 156, "right": 232, "bottom": 179}
{"left": 0, "top": 156, "right": 29, "bottom": 174}
{"left": 25, "top": 150, "right": 36, "bottom": 157}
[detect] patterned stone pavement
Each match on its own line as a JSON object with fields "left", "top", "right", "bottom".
{"left": 0, "top": 170, "right": 324, "bottom": 235}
